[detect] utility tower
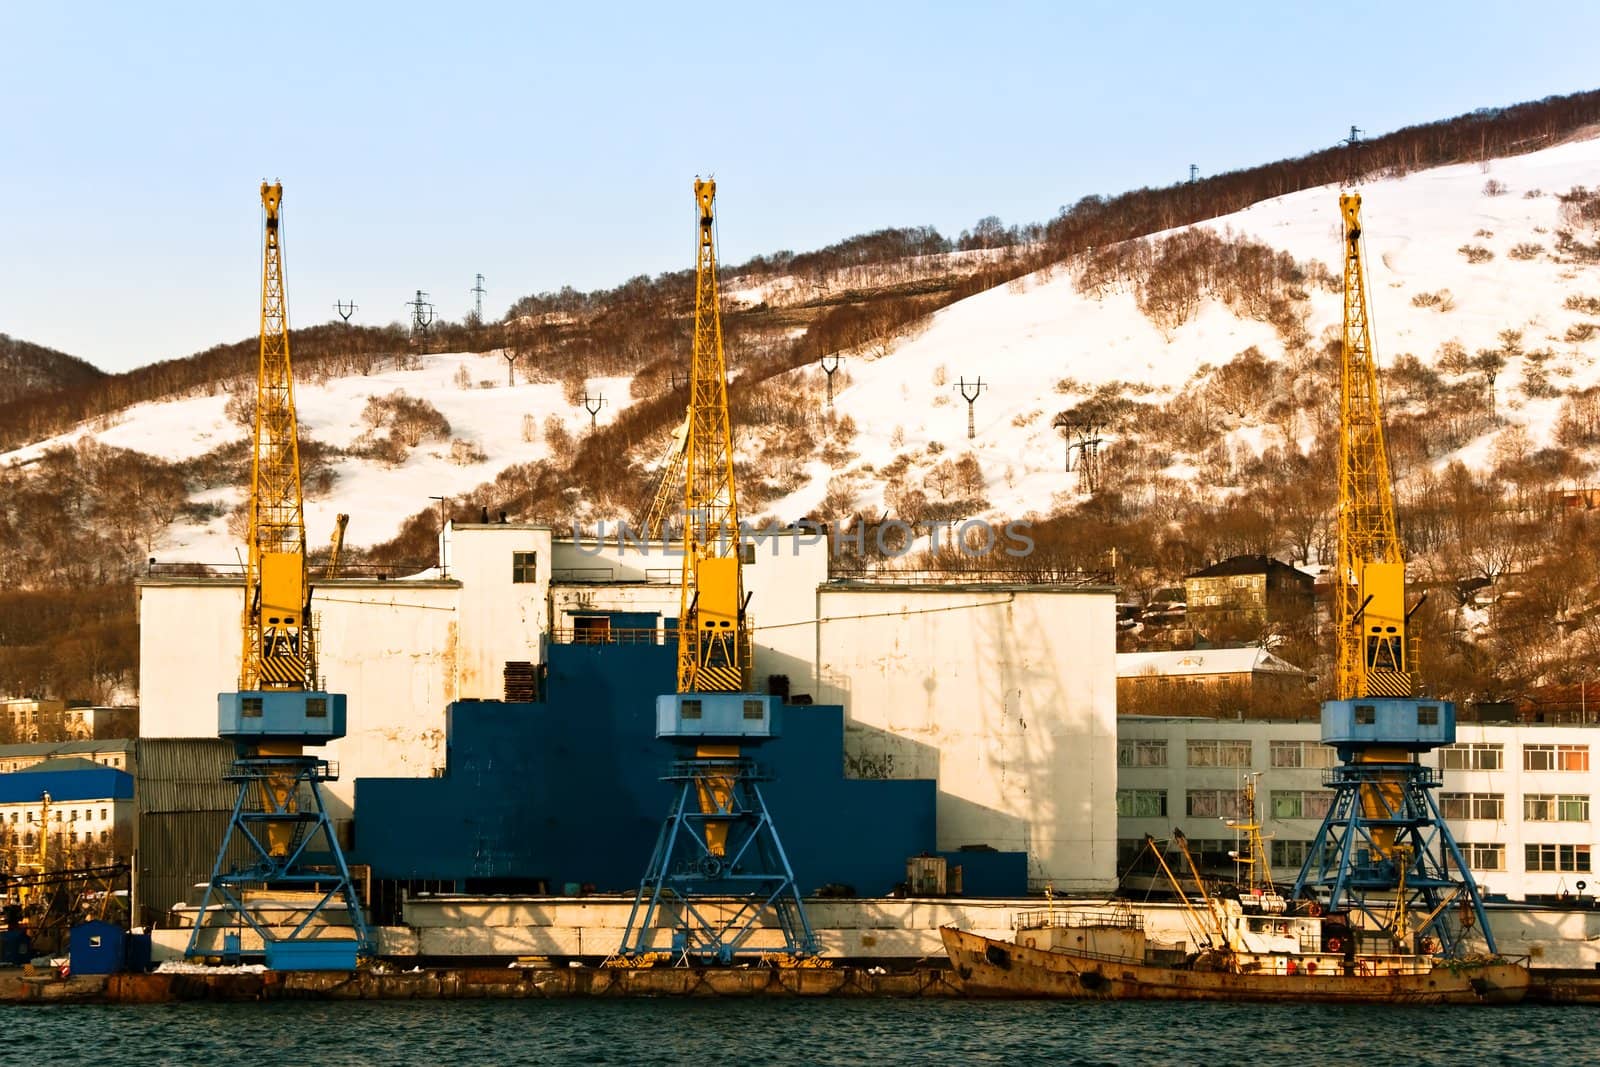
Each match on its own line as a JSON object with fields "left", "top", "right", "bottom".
{"left": 334, "top": 300, "right": 357, "bottom": 325}
{"left": 471, "top": 273, "right": 486, "bottom": 322}
{"left": 1291, "top": 192, "right": 1496, "bottom": 958}
{"left": 957, "top": 376, "right": 986, "bottom": 440}
{"left": 187, "top": 183, "right": 371, "bottom": 969}
{"left": 819, "top": 353, "right": 842, "bottom": 415}
{"left": 407, "top": 290, "right": 435, "bottom": 339}
{"left": 618, "top": 179, "right": 818, "bottom": 965}
{"left": 580, "top": 392, "right": 607, "bottom": 429}
{"left": 1188, "top": 163, "right": 1199, "bottom": 183}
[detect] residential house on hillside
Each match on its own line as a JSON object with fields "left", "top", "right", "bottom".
{"left": 1117, "top": 646, "right": 1311, "bottom": 719}
{"left": 1183, "top": 555, "right": 1313, "bottom": 642}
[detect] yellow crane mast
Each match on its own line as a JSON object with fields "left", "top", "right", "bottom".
{"left": 618, "top": 179, "right": 817, "bottom": 964}
{"left": 1291, "top": 191, "right": 1498, "bottom": 957}
{"left": 187, "top": 182, "right": 370, "bottom": 965}
{"left": 244, "top": 181, "right": 317, "bottom": 694}
{"left": 1334, "top": 191, "right": 1411, "bottom": 702}
{"left": 677, "top": 178, "right": 748, "bottom": 695}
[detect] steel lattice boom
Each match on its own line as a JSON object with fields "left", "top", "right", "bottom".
{"left": 1335, "top": 192, "right": 1410, "bottom": 701}
{"left": 677, "top": 179, "right": 747, "bottom": 695}
{"left": 243, "top": 181, "right": 315, "bottom": 692}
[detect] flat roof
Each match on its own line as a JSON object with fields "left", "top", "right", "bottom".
{"left": 824, "top": 580, "right": 1116, "bottom": 594}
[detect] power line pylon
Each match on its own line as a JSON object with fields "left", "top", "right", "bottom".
{"left": 957, "top": 376, "right": 986, "bottom": 440}
{"left": 406, "top": 290, "right": 435, "bottom": 341}
{"left": 334, "top": 300, "right": 357, "bottom": 325}
{"left": 471, "top": 274, "right": 486, "bottom": 323}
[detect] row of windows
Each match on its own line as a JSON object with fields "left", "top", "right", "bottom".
{"left": 9, "top": 829, "right": 111, "bottom": 846}
{"left": 1116, "top": 788, "right": 1594, "bottom": 827}
{"left": 1118, "top": 739, "right": 1594, "bottom": 773}
{"left": 1117, "top": 740, "right": 1340, "bottom": 769}
{"left": 4, "top": 807, "right": 111, "bottom": 824}
{"left": 1123, "top": 837, "right": 1593, "bottom": 875}
{"left": 1441, "top": 743, "right": 1591, "bottom": 772}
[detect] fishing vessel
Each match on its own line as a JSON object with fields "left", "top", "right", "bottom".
{"left": 942, "top": 790, "right": 1530, "bottom": 1004}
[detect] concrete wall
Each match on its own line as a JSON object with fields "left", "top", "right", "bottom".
{"left": 154, "top": 896, "right": 1600, "bottom": 967}
{"left": 817, "top": 585, "right": 1118, "bottom": 893}
{"left": 446, "top": 524, "right": 552, "bottom": 698}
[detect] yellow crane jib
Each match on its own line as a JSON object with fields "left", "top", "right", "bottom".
{"left": 1335, "top": 192, "right": 1412, "bottom": 701}
{"left": 676, "top": 177, "right": 749, "bottom": 696}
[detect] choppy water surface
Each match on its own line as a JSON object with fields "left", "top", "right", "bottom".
{"left": 5, "top": 998, "right": 1592, "bottom": 1066}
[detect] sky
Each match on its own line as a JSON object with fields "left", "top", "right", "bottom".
{"left": 3, "top": 0, "right": 1597, "bottom": 372}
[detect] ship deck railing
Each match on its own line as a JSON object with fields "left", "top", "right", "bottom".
{"left": 1014, "top": 908, "right": 1144, "bottom": 932}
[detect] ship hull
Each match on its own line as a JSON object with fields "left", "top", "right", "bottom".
{"left": 940, "top": 927, "right": 1529, "bottom": 1005}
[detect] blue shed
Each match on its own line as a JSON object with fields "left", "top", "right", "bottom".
{"left": 69, "top": 921, "right": 126, "bottom": 975}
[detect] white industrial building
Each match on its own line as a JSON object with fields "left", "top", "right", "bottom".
{"left": 1116, "top": 716, "right": 1600, "bottom": 903}
{"left": 138, "top": 522, "right": 1120, "bottom": 893}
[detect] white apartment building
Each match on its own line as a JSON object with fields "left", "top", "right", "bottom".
{"left": 1116, "top": 716, "right": 1600, "bottom": 902}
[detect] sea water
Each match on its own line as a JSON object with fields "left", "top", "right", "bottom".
{"left": 5, "top": 998, "right": 1590, "bottom": 1066}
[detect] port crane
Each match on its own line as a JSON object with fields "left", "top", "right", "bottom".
{"left": 1291, "top": 191, "right": 1496, "bottom": 956}
{"left": 186, "top": 182, "right": 371, "bottom": 968}
{"left": 617, "top": 179, "right": 819, "bottom": 964}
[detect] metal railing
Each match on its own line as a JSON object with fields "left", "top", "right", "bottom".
{"left": 828, "top": 566, "right": 1114, "bottom": 586}
{"left": 1015, "top": 908, "right": 1143, "bottom": 931}
{"left": 549, "top": 627, "right": 668, "bottom": 646}
{"left": 550, "top": 567, "right": 615, "bottom": 583}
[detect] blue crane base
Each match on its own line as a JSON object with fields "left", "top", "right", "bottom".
{"left": 1292, "top": 758, "right": 1497, "bottom": 957}
{"left": 618, "top": 756, "right": 819, "bottom": 964}
{"left": 185, "top": 755, "right": 373, "bottom": 967}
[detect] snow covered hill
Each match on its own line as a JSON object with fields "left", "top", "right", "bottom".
{"left": 758, "top": 134, "right": 1600, "bottom": 526}
{"left": 5, "top": 135, "right": 1599, "bottom": 561}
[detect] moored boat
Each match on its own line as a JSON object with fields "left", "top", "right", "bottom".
{"left": 941, "top": 900, "right": 1530, "bottom": 1004}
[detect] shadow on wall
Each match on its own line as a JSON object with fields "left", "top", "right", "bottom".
{"left": 353, "top": 643, "right": 1028, "bottom": 897}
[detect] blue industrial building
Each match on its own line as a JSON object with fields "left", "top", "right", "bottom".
{"left": 0, "top": 760, "right": 134, "bottom": 807}
{"left": 354, "top": 643, "right": 1027, "bottom": 900}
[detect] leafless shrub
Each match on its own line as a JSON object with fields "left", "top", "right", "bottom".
{"left": 448, "top": 438, "right": 487, "bottom": 466}
{"left": 1508, "top": 242, "right": 1543, "bottom": 261}
{"left": 1566, "top": 322, "right": 1598, "bottom": 344}
{"left": 1483, "top": 179, "right": 1507, "bottom": 197}
{"left": 1458, "top": 245, "right": 1494, "bottom": 264}
{"left": 1411, "top": 289, "right": 1456, "bottom": 311}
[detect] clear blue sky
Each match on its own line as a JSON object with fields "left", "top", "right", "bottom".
{"left": 3, "top": 1, "right": 1596, "bottom": 372}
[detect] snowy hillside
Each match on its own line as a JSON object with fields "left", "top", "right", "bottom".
{"left": 5, "top": 136, "right": 1600, "bottom": 562}
{"left": 1, "top": 353, "right": 629, "bottom": 562}
{"left": 758, "top": 135, "right": 1600, "bottom": 525}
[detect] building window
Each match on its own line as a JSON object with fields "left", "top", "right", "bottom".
{"left": 512, "top": 551, "right": 538, "bottom": 584}
{"left": 1417, "top": 705, "right": 1439, "bottom": 726}
{"left": 1523, "top": 744, "right": 1590, "bottom": 772}
{"left": 1117, "top": 740, "right": 1168, "bottom": 768}
{"left": 101, "top": 831, "right": 109, "bottom": 843}
{"left": 1461, "top": 842, "right": 1506, "bottom": 871}
{"left": 1525, "top": 843, "right": 1592, "bottom": 873}
{"left": 306, "top": 697, "right": 327, "bottom": 719}
{"left": 1187, "top": 739, "right": 1253, "bottom": 768}
{"left": 1116, "top": 789, "right": 1168, "bottom": 818}
{"left": 1441, "top": 743, "right": 1503, "bottom": 771}
{"left": 1269, "top": 740, "right": 1338, "bottom": 769}
{"left": 1355, "top": 704, "right": 1376, "bottom": 725}
{"left": 1524, "top": 794, "right": 1589, "bottom": 822}
{"left": 680, "top": 700, "right": 702, "bottom": 720}
{"left": 1270, "top": 839, "right": 1334, "bottom": 869}
{"left": 1270, "top": 790, "right": 1334, "bottom": 821}
{"left": 1186, "top": 789, "right": 1250, "bottom": 819}
{"left": 1440, "top": 793, "right": 1505, "bottom": 821}
{"left": 100, "top": 808, "right": 109, "bottom": 821}
{"left": 742, "top": 700, "right": 765, "bottom": 721}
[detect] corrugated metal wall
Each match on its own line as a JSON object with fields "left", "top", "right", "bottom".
{"left": 133, "top": 738, "right": 244, "bottom": 928}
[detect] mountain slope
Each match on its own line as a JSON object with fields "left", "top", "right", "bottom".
{"left": 0, "top": 333, "right": 106, "bottom": 406}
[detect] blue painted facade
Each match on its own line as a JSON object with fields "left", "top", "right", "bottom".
{"left": 354, "top": 643, "right": 1027, "bottom": 897}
